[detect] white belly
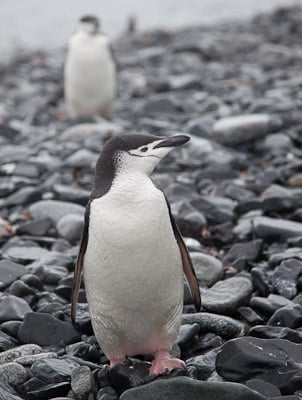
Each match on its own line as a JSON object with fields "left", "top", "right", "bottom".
{"left": 83, "top": 184, "right": 183, "bottom": 359}
{"left": 64, "top": 35, "right": 116, "bottom": 118}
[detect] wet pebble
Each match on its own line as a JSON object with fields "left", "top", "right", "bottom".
{"left": 201, "top": 277, "right": 253, "bottom": 315}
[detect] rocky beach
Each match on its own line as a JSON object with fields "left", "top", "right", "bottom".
{"left": 1, "top": 5, "right": 302, "bottom": 400}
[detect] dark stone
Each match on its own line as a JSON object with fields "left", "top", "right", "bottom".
{"left": 246, "top": 379, "right": 281, "bottom": 398}
{"left": 238, "top": 307, "right": 264, "bottom": 325}
{"left": 201, "top": 277, "right": 253, "bottom": 315}
{"left": 119, "top": 377, "right": 267, "bottom": 400}
{"left": 253, "top": 217, "right": 302, "bottom": 241}
{"left": 250, "top": 294, "right": 293, "bottom": 317}
{"left": 0, "top": 321, "right": 22, "bottom": 339}
{"left": 186, "top": 348, "right": 220, "bottom": 380}
{"left": 0, "top": 295, "right": 32, "bottom": 322}
{"left": 267, "top": 304, "right": 302, "bottom": 329}
{"left": 97, "top": 386, "right": 119, "bottom": 400}
{"left": 18, "top": 312, "right": 80, "bottom": 346}
{"left": 181, "top": 313, "right": 246, "bottom": 338}
{"left": 216, "top": 336, "right": 302, "bottom": 394}
{"left": 109, "top": 364, "right": 146, "bottom": 395}
{"left": 16, "top": 218, "right": 52, "bottom": 236}
{"left": 191, "top": 197, "right": 235, "bottom": 224}
{"left": 65, "top": 342, "right": 101, "bottom": 364}
{"left": 0, "top": 330, "right": 17, "bottom": 351}
{"left": 249, "top": 325, "right": 302, "bottom": 343}
{"left": 31, "top": 358, "right": 78, "bottom": 384}
{"left": 251, "top": 266, "right": 272, "bottom": 297}
{"left": 176, "top": 323, "right": 200, "bottom": 350}
{"left": 26, "top": 382, "right": 70, "bottom": 400}
{"left": 1, "top": 186, "right": 41, "bottom": 207}
{"left": 271, "top": 259, "right": 302, "bottom": 299}
{"left": 9, "top": 280, "right": 36, "bottom": 297}
{"left": 223, "top": 240, "right": 262, "bottom": 270}
{"left": 0, "top": 260, "right": 26, "bottom": 290}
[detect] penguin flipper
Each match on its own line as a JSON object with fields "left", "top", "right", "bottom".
{"left": 165, "top": 197, "right": 201, "bottom": 312}
{"left": 71, "top": 202, "right": 90, "bottom": 323}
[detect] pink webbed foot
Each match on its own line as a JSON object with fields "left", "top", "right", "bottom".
{"left": 150, "top": 350, "right": 185, "bottom": 375}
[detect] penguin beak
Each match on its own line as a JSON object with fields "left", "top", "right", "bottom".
{"left": 153, "top": 135, "right": 190, "bottom": 149}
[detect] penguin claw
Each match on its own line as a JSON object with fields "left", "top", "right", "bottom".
{"left": 150, "top": 350, "right": 185, "bottom": 375}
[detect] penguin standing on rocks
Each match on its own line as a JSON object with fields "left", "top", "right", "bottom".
{"left": 71, "top": 134, "right": 201, "bottom": 375}
{"left": 64, "top": 15, "right": 116, "bottom": 118}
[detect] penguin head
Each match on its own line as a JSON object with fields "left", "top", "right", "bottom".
{"left": 78, "top": 15, "right": 100, "bottom": 35}
{"left": 113, "top": 134, "right": 190, "bottom": 175}
{"left": 93, "top": 134, "right": 190, "bottom": 197}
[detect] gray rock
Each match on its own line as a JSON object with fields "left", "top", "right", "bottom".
{"left": 71, "top": 366, "right": 96, "bottom": 399}
{"left": 0, "top": 344, "right": 42, "bottom": 365}
{"left": 2, "top": 242, "right": 50, "bottom": 263}
{"left": 31, "top": 358, "right": 78, "bottom": 384}
{"left": 0, "top": 295, "right": 32, "bottom": 322}
{"left": 186, "top": 348, "right": 220, "bottom": 380}
{"left": 0, "top": 260, "right": 26, "bottom": 290}
{"left": 56, "top": 214, "right": 84, "bottom": 243}
{"left": 190, "top": 252, "right": 223, "bottom": 286}
{"left": 253, "top": 217, "right": 302, "bottom": 240}
{"left": 60, "top": 122, "right": 122, "bottom": 142}
{"left": 15, "top": 352, "right": 58, "bottom": 366}
{"left": 18, "top": 312, "right": 80, "bottom": 346}
{"left": 181, "top": 313, "right": 246, "bottom": 338}
{"left": 271, "top": 259, "right": 302, "bottom": 299}
{"left": 213, "top": 114, "right": 271, "bottom": 146}
{"left": 120, "top": 377, "right": 266, "bottom": 400}
{"left": 201, "top": 277, "right": 253, "bottom": 315}
{"left": 29, "top": 200, "right": 85, "bottom": 225}
{"left": 263, "top": 132, "right": 293, "bottom": 152}
{"left": 0, "top": 362, "right": 28, "bottom": 387}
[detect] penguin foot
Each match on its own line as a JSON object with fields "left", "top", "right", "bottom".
{"left": 150, "top": 350, "right": 185, "bottom": 375}
{"left": 110, "top": 358, "right": 125, "bottom": 368}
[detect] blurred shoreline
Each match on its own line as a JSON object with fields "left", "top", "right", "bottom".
{"left": 0, "top": 0, "right": 300, "bottom": 64}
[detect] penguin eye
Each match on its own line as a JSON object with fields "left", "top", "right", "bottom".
{"left": 140, "top": 147, "right": 148, "bottom": 153}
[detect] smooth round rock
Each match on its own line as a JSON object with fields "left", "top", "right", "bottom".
{"left": 190, "top": 252, "right": 224, "bottom": 287}
{"left": 0, "top": 295, "right": 32, "bottom": 322}
{"left": 201, "top": 277, "right": 253, "bottom": 315}
{"left": 29, "top": 200, "right": 85, "bottom": 225}
{"left": 0, "top": 344, "right": 42, "bottom": 365}
{"left": 120, "top": 377, "right": 266, "bottom": 400}
{"left": 0, "top": 362, "right": 28, "bottom": 387}
{"left": 56, "top": 214, "right": 84, "bottom": 243}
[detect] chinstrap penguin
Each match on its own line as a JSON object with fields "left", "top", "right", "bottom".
{"left": 64, "top": 15, "right": 116, "bottom": 118}
{"left": 71, "top": 134, "right": 201, "bottom": 375}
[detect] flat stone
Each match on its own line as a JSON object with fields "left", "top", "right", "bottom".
{"left": 250, "top": 294, "right": 294, "bottom": 317}
{"left": 253, "top": 217, "right": 302, "bottom": 240}
{"left": 246, "top": 379, "right": 281, "bottom": 398}
{"left": 190, "top": 252, "right": 223, "bottom": 286}
{"left": 0, "top": 344, "right": 42, "bottom": 365}
{"left": 213, "top": 114, "right": 271, "bottom": 146}
{"left": 120, "top": 377, "right": 266, "bottom": 400}
{"left": 0, "top": 362, "right": 28, "bottom": 387}
{"left": 216, "top": 336, "right": 302, "bottom": 393}
{"left": 0, "top": 295, "right": 32, "bottom": 322}
{"left": 0, "top": 260, "right": 26, "bottom": 290}
{"left": 250, "top": 325, "right": 302, "bottom": 343}
{"left": 181, "top": 313, "right": 246, "bottom": 338}
{"left": 201, "top": 277, "right": 253, "bottom": 315}
{"left": 15, "top": 352, "right": 58, "bottom": 366}
{"left": 27, "top": 382, "right": 70, "bottom": 400}
{"left": 18, "top": 312, "right": 80, "bottom": 346}
{"left": 0, "top": 331, "right": 17, "bottom": 352}
{"left": 16, "top": 218, "right": 52, "bottom": 236}
{"left": 31, "top": 358, "right": 78, "bottom": 384}
{"left": 29, "top": 200, "right": 85, "bottom": 225}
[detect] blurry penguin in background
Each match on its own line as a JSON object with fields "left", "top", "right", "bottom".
{"left": 64, "top": 15, "right": 116, "bottom": 119}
